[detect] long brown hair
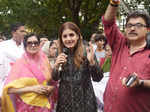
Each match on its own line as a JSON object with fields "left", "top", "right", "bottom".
{"left": 58, "top": 22, "right": 84, "bottom": 68}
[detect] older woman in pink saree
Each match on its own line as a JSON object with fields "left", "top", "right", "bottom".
{"left": 2, "top": 33, "right": 55, "bottom": 112}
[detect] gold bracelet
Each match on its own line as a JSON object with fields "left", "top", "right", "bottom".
{"left": 110, "top": 0, "right": 120, "bottom": 5}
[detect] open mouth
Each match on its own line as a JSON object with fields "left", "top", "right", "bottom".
{"left": 66, "top": 41, "right": 74, "bottom": 46}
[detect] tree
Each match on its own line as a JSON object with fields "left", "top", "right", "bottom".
{"left": 0, "top": 0, "right": 109, "bottom": 40}
{"left": 0, "top": 0, "right": 149, "bottom": 40}
{"left": 120, "top": 0, "right": 150, "bottom": 13}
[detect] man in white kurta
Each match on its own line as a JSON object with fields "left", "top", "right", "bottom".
{"left": 0, "top": 23, "right": 26, "bottom": 97}
{"left": 0, "top": 39, "right": 24, "bottom": 95}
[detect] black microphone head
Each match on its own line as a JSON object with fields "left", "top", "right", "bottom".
{"left": 63, "top": 47, "right": 69, "bottom": 54}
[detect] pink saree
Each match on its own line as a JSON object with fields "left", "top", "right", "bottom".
{"left": 2, "top": 51, "right": 56, "bottom": 112}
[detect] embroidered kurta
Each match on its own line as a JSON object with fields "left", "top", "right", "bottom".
{"left": 52, "top": 50, "right": 103, "bottom": 112}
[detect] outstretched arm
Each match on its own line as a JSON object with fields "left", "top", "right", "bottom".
{"left": 104, "top": 0, "right": 120, "bottom": 21}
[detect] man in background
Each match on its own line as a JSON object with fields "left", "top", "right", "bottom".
{"left": 40, "top": 35, "right": 49, "bottom": 47}
{"left": 0, "top": 22, "right": 26, "bottom": 101}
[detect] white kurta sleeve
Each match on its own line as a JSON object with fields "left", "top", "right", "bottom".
{"left": 0, "top": 52, "right": 9, "bottom": 96}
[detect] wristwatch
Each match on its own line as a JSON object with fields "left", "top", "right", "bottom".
{"left": 139, "top": 80, "right": 144, "bottom": 87}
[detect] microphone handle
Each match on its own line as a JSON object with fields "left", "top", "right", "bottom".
{"left": 58, "top": 47, "right": 69, "bottom": 72}
{"left": 58, "top": 64, "right": 63, "bottom": 71}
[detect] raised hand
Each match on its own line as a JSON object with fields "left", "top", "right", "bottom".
{"left": 86, "top": 42, "right": 95, "bottom": 66}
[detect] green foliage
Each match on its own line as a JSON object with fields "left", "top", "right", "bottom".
{"left": 0, "top": 0, "right": 110, "bottom": 40}
{"left": 0, "top": 0, "right": 149, "bottom": 40}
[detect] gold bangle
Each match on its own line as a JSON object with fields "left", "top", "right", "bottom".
{"left": 110, "top": 0, "right": 120, "bottom": 5}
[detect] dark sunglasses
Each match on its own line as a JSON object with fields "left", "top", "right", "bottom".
{"left": 27, "top": 41, "right": 40, "bottom": 46}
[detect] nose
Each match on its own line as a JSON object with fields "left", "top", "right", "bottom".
{"left": 32, "top": 44, "right": 35, "bottom": 47}
{"left": 66, "top": 36, "right": 72, "bottom": 40}
{"left": 130, "top": 26, "right": 136, "bottom": 30}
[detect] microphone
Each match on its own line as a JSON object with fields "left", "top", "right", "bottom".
{"left": 125, "top": 75, "right": 137, "bottom": 87}
{"left": 58, "top": 48, "right": 69, "bottom": 71}
{"left": 58, "top": 64, "right": 63, "bottom": 71}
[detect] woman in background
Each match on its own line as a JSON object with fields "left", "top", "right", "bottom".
{"left": 94, "top": 34, "right": 107, "bottom": 63}
{"left": 95, "top": 44, "right": 112, "bottom": 111}
{"left": 42, "top": 40, "right": 58, "bottom": 112}
{"left": 48, "top": 41, "right": 57, "bottom": 68}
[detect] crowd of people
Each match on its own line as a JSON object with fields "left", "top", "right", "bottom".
{"left": 0, "top": 0, "right": 150, "bottom": 112}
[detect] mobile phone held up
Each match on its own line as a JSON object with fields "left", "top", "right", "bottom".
{"left": 125, "top": 75, "right": 137, "bottom": 87}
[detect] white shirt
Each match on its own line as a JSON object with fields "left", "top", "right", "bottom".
{"left": 92, "top": 72, "right": 110, "bottom": 104}
{"left": 95, "top": 51, "right": 106, "bottom": 63}
{"left": 0, "top": 39, "right": 24, "bottom": 96}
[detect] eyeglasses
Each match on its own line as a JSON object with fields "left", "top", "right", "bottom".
{"left": 126, "top": 23, "right": 147, "bottom": 29}
{"left": 27, "top": 41, "right": 40, "bottom": 47}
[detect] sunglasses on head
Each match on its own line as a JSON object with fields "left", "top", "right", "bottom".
{"left": 27, "top": 41, "right": 40, "bottom": 46}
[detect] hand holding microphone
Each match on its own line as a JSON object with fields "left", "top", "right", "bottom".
{"left": 54, "top": 54, "right": 67, "bottom": 71}
{"left": 54, "top": 48, "right": 69, "bottom": 71}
